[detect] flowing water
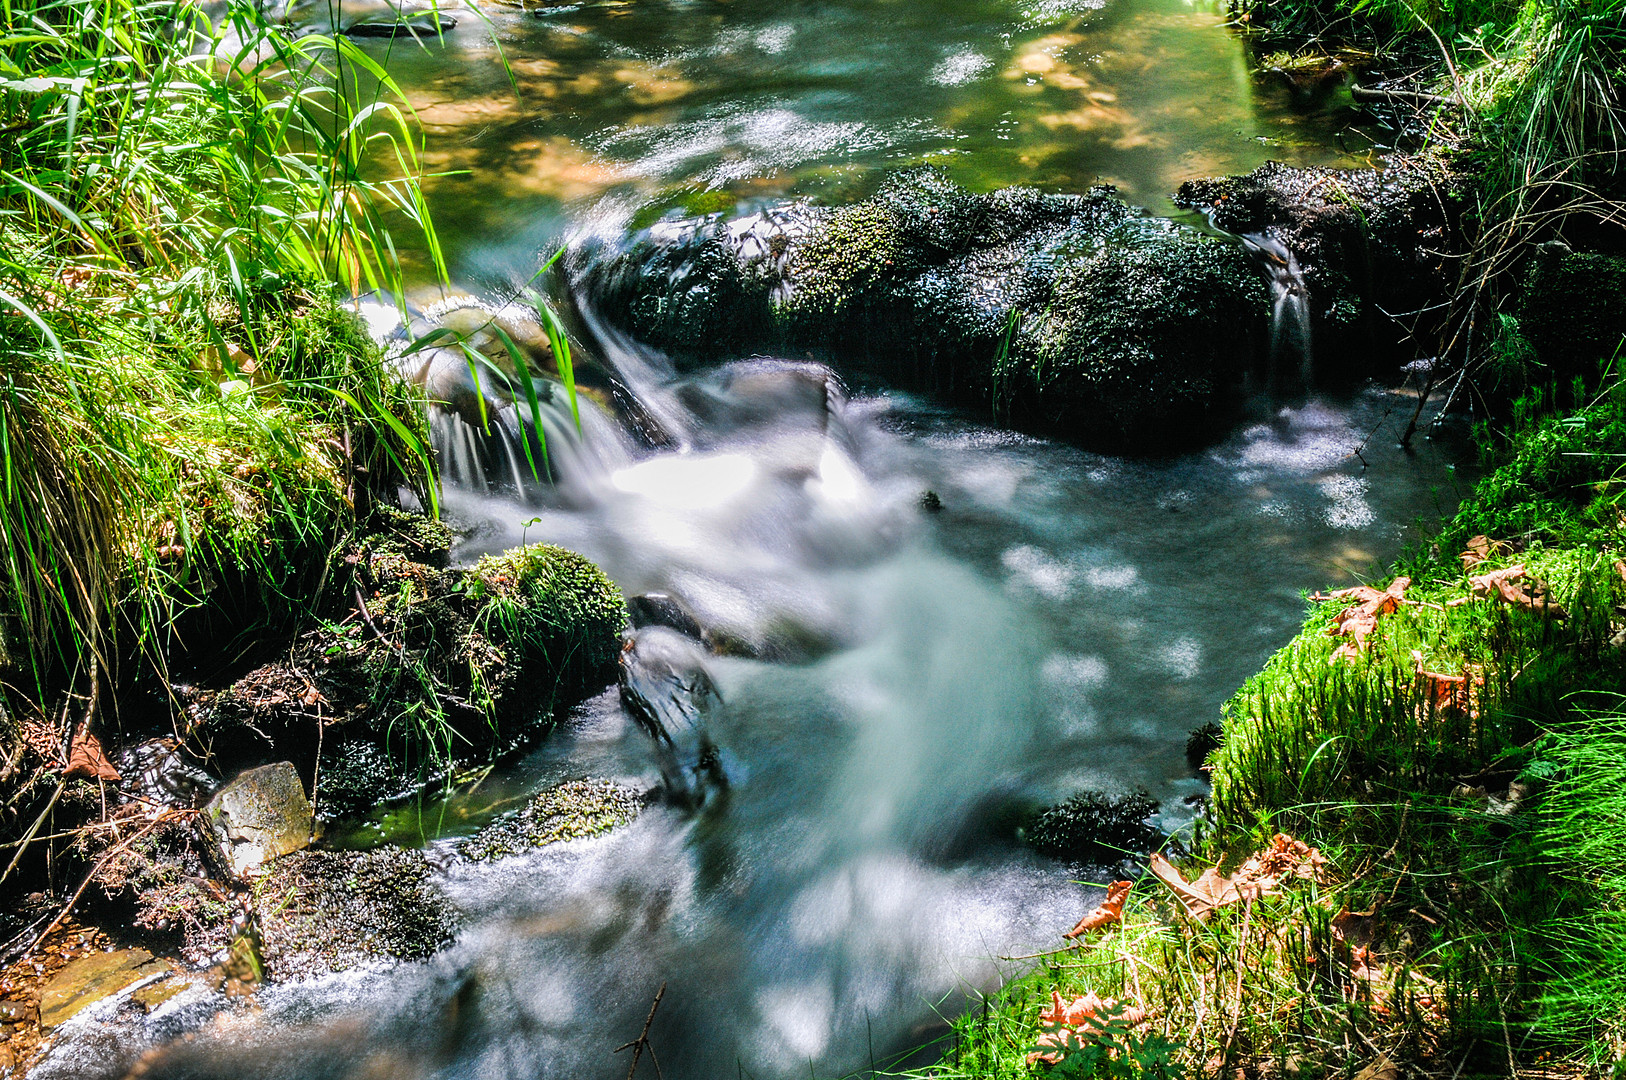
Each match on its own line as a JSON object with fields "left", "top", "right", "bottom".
{"left": 38, "top": 2, "right": 1468, "bottom": 1077}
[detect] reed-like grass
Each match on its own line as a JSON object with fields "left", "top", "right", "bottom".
{"left": 0, "top": 0, "right": 442, "bottom": 694}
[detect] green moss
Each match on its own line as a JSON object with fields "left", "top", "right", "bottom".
{"left": 1517, "top": 252, "right": 1626, "bottom": 384}
{"left": 458, "top": 778, "right": 643, "bottom": 862}
{"left": 780, "top": 203, "right": 912, "bottom": 322}
{"left": 470, "top": 542, "right": 627, "bottom": 703}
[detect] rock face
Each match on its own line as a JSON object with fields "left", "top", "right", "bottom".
{"left": 580, "top": 169, "right": 1269, "bottom": 450}
{"left": 204, "top": 763, "right": 314, "bottom": 879}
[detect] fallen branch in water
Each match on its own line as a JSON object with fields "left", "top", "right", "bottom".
{"left": 615, "top": 981, "right": 667, "bottom": 1080}
{"left": 1351, "top": 85, "right": 1460, "bottom": 109}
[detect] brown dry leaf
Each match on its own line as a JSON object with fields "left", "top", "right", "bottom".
{"left": 63, "top": 729, "right": 120, "bottom": 783}
{"left": 1064, "top": 880, "right": 1131, "bottom": 938}
{"left": 1459, "top": 535, "right": 1510, "bottom": 570}
{"left": 1410, "top": 650, "right": 1485, "bottom": 718}
{"left": 1353, "top": 1053, "right": 1399, "bottom": 1080}
{"left": 1319, "top": 577, "right": 1410, "bottom": 660}
{"left": 1026, "top": 990, "right": 1147, "bottom": 1066}
{"left": 1149, "top": 835, "right": 1326, "bottom": 922}
{"left": 1451, "top": 565, "right": 1567, "bottom": 618}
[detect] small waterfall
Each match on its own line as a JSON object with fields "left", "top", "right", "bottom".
{"left": 1240, "top": 231, "right": 1313, "bottom": 388}
{"left": 372, "top": 295, "right": 636, "bottom": 506}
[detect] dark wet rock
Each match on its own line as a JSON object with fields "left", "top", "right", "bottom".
{"left": 1186, "top": 720, "right": 1223, "bottom": 775}
{"left": 1175, "top": 155, "right": 1464, "bottom": 375}
{"left": 113, "top": 740, "right": 216, "bottom": 811}
{"left": 627, "top": 592, "right": 706, "bottom": 643}
{"left": 458, "top": 779, "right": 644, "bottom": 862}
{"left": 1023, "top": 788, "right": 1164, "bottom": 869}
{"left": 1517, "top": 249, "right": 1626, "bottom": 383}
{"left": 203, "top": 763, "right": 314, "bottom": 880}
{"left": 581, "top": 168, "right": 1268, "bottom": 451}
{"left": 193, "top": 523, "right": 625, "bottom": 820}
{"left": 618, "top": 627, "right": 728, "bottom": 808}
{"left": 253, "top": 846, "right": 457, "bottom": 979}
{"left": 341, "top": 10, "right": 455, "bottom": 35}
{"left": 920, "top": 490, "right": 943, "bottom": 513}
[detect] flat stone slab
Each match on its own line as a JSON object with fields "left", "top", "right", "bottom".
{"left": 39, "top": 948, "right": 170, "bottom": 1030}
{"left": 205, "top": 762, "right": 314, "bottom": 878}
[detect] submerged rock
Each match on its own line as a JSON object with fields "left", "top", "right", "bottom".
{"left": 459, "top": 778, "right": 644, "bottom": 862}
{"left": 580, "top": 168, "right": 1268, "bottom": 450}
{"left": 619, "top": 627, "right": 728, "bottom": 808}
{"left": 203, "top": 763, "right": 314, "bottom": 880}
{"left": 253, "top": 846, "right": 457, "bottom": 979}
{"left": 38, "top": 948, "right": 173, "bottom": 1031}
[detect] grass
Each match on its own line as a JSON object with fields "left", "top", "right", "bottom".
{"left": 0, "top": 0, "right": 445, "bottom": 697}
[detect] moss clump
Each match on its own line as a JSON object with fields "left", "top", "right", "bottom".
{"left": 458, "top": 778, "right": 644, "bottom": 862}
{"left": 780, "top": 203, "right": 913, "bottom": 322}
{"left": 1023, "top": 789, "right": 1164, "bottom": 869}
{"left": 195, "top": 526, "right": 626, "bottom": 819}
{"left": 1517, "top": 251, "right": 1626, "bottom": 386}
{"left": 469, "top": 543, "right": 628, "bottom": 704}
{"left": 1022, "top": 219, "right": 1267, "bottom": 446}
{"left": 255, "top": 846, "right": 457, "bottom": 978}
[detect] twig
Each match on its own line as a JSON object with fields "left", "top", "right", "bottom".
{"left": 0, "top": 780, "right": 65, "bottom": 886}
{"left": 614, "top": 982, "right": 667, "bottom": 1080}
{"left": 20, "top": 812, "right": 179, "bottom": 961}
{"left": 1351, "top": 85, "right": 1460, "bottom": 109}
{"left": 353, "top": 585, "right": 403, "bottom": 654}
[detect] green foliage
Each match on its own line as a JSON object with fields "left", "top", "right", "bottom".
{"left": 1453, "top": 376, "right": 1626, "bottom": 545}
{"left": 0, "top": 0, "right": 441, "bottom": 688}
{"left": 1531, "top": 705, "right": 1626, "bottom": 1063}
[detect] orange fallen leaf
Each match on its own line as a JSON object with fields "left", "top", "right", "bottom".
{"left": 1459, "top": 535, "right": 1508, "bottom": 570}
{"left": 1064, "top": 880, "right": 1131, "bottom": 938}
{"left": 1410, "top": 650, "right": 1484, "bottom": 717}
{"left": 63, "top": 729, "right": 121, "bottom": 783}
{"left": 1450, "top": 565, "right": 1566, "bottom": 617}
{"left": 1027, "top": 990, "right": 1147, "bottom": 1066}
{"left": 1319, "top": 577, "right": 1410, "bottom": 660}
{"left": 1149, "top": 835, "right": 1325, "bottom": 922}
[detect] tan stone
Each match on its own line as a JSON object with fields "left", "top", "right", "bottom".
{"left": 38, "top": 949, "right": 171, "bottom": 1030}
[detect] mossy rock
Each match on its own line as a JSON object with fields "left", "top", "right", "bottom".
{"left": 467, "top": 543, "right": 627, "bottom": 707}
{"left": 1517, "top": 250, "right": 1626, "bottom": 383}
{"left": 458, "top": 778, "right": 644, "bottom": 862}
{"left": 195, "top": 520, "right": 626, "bottom": 819}
{"left": 582, "top": 169, "right": 1272, "bottom": 451}
{"left": 1174, "top": 155, "right": 1465, "bottom": 376}
{"left": 254, "top": 846, "right": 457, "bottom": 979}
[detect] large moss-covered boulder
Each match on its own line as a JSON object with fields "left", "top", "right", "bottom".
{"left": 1516, "top": 249, "right": 1626, "bottom": 382}
{"left": 193, "top": 516, "right": 626, "bottom": 818}
{"left": 581, "top": 169, "right": 1267, "bottom": 450}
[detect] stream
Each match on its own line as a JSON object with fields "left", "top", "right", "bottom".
{"left": 39, "top": 0, "right": 1468, "bottom": 1077}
